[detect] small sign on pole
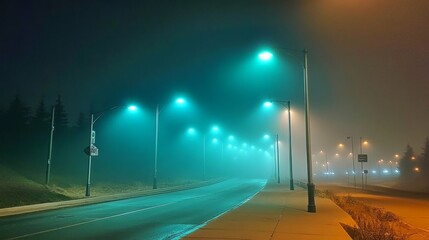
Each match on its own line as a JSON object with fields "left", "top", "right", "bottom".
{"left": 358, "top": 154, "right": 368, "bottom": 162}
{"left": 84, "top": 144, "right": 99, "bottom": 157}
{"left": 91, "top": 131, "right": 96, "bottom": 144}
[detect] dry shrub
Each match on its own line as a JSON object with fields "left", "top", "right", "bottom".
{"left": 317, "top": 190, "right": 413, "bottom": 240}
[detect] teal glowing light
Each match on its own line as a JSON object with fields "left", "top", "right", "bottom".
{"left": 259, "top": 51, "right": 273, "bottom": 61}
{"left": 176, "top": 98, "right": 185, "bottom": 104}
{"left": 263, "top": 101, "right": 273, "bottom": 107}
{"left": 228, "top": 135, "right": 234, "bottom": 140}
{"left": 188, "top": 128, "right": 195, "bottom": 134}
{"left": 264, "top": 134, "right": 270, "bottom": 139}
{"left": 212, "top": 126, "right": 219, "bottom": 132}
{"left": 212, "top": 138, "right": 219, "bottom": 143}
{"left": 128, "top": 105, "right": 138, "bottom": 111}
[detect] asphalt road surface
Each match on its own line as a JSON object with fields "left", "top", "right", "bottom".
{"left": 0, "top": 178, "right": 266, "bottom": 240}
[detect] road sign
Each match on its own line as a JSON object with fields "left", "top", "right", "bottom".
{"left": 91, "top": 131, "right": 96, "bottom": 144}
{"left": 358, "top": 154, "right": 368, "bottom": 162}
{"left": 84, "top": 144, "right": 99, "bottom": 156}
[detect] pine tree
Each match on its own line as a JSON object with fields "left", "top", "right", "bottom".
{"left": 6, "top": 95, "right": 30, "bottom": 135}
{"left": 32, "top": 96, "right": 51, "bottom": 131}
{"left": 54, "top": 95, "right": 68, "bottom": 130}
{"left": 398, "top": 144, "right": 417, "bottom": 181}
{"left": 75, "top": 111, "right": 89, "bottom": 132}
{"left": 419, "top": 138, "right": 429, "bottom": 181}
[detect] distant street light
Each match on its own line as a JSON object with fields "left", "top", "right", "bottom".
{"left": 186, "top": 125, "right": 221, "bottom": 180}
{"left": 259, "top": 48, "right": 314, "bottom": 212}
{"left": 264, "top": 100, "right": 294, "bottom": 190}
{"left": 320, "top": 150, "right": 328, "bottom": 175}
{"left": 259, "top": 51, "right": 273, "bottom": 61}
{"left": 153, "top": 98, "right": 186, "bottom": 189}
{"left": 263, "top": 133, "right": 280, "bottom": 183}
{"left": 378, "top": 159, "right": 384, "bottom": 176}
{"left": 85, "top": 105, "right": 137, "bottom": 197}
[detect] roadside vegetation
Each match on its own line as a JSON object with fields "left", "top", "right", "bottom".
{"left": 317, "top": 189, "right": 418, "bottom": 240}
{"left": 0, "top": 165, "right": 73, "bottom": 208}
{"left": 0, "top": 164, "right": 198, "bottom": 209}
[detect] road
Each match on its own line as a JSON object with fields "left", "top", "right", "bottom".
{"left": 319, "top": 183, "right": 429, "bottom": 239}
{"left": 0, "top": 178, "right": 266, "bottom": 240}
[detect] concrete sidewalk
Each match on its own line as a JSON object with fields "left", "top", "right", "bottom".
{"left": 183, "top": 183, "right": 355, "bottom": 240}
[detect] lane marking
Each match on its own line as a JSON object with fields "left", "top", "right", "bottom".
{"left": 6, "top": 202, "right": 175, "bottom": 240}
{"left": 7, "top": 179, "right": 266, "bottom": 240}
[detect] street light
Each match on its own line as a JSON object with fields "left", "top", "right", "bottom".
{"left": 264, "top": 100, "right": 294, "bottom": 190}
{"left": 378, "top": 159, "right": 384, "bottom": 176}
{"left": 85, "top": 105, "right": 137, "bottom": 197}
{"left": 153, "top": 98, "right": 186, "bottom": 189}
{"left": 259, "top": 49, "right": 314, "bottom": 212}
{"left": 259, "top": 51, "right": 273, "bottom": 61}
{"left": 263, "top": 133, "right": 280, "bottom": 183}
{"left": 320, "top": 150, "right": 328, "bottom": 175}
{"left": 187, "top": 125, "right": 222, "bottom": 180}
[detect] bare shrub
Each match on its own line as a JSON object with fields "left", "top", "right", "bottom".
{"left": 317, "top": 190, "right": 413, "bottom": 240}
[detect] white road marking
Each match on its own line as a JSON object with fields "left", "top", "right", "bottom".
{"left": 7, "top": 202, "right": 175, "bottom": 240}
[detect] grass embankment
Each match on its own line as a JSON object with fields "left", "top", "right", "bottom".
{"left": 0, "top": 166, "right": 73, "bottom": 208}
{"left": 0, "top": 164, "right": 200, "bottom": 209}
{"left": 317, "top": 190, "right": 418, "bottom": 240}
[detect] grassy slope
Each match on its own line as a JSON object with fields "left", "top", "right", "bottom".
{"left": 0, "top": 165, "right": 73, "bottom": 208}
{"left": 0, "top": 164, "right": 198, "bottom": 209}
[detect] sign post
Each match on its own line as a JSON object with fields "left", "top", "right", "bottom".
{"left": 358, "top": 154, "right": 368, "bottom": 189}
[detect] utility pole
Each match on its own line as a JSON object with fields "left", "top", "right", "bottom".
{"left": 45, "top": 106, "right": 55, "bottom": 185}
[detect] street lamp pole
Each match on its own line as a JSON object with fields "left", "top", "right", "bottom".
{"left": 259, "top": 48, "right": 314, "bottom": 211}
{"left": 347, "top": 136, "right": 356, "bottom": 187}
{"left": 45, "top": 106, "right": 55, "bottom": 185}
{"left": 85, "top": 105, "right": 136, "bottom": 197}
{"left": 273, "top": 137, "right": 277, "bottom": 180}
{"left": 276, "top": 134, "right": 280, "bottom": 184}
{"left": 153, "top": 104, "right": 159, "bottom": 189}
{"left": 267, "top": 100, "right": 294, "bottom": 189}
{"left": 86, "top": 113, "right": 94, "bottom": 197}
{"left": 287, "top": 101, "right": 294, "bottom": 190}
{"left": 303, "top": 49, "right": 316, "bottom": 213}
{"left": 203, "top": 134, "right": 206, "bottom": 180}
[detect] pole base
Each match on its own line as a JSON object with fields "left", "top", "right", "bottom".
{"left": 307, "top": 182, "right": 316, "bottom": 213}
{"left": 290, "top": 179, "right": 294, "bottom": 190}
{"left": 153, "top": 177, "right": 157, "bottom": 189}
{"left": 85, "top": 184, "right": 91, "bottom": 197}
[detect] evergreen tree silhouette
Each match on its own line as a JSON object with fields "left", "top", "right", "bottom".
{"left": 32, "top": 96, "right": 50, "bottom": 132}
{"left": 6, "top": 95, "right": 30, "bottom": 137}
{"left": 398, "top": 144, "right": 417, "bottom": 183}
{"left": 419, "top": 138, "right": 429, "bottom": 181}
{"left": 54, "top": 95, "right": 68, "bottom": 131}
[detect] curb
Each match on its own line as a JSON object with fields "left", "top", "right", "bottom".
{"left": 0, "top": 179, "right": 223, "bottom": 217}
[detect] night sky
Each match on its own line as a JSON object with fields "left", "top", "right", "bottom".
{"left": 1, "top": 1, "right": 429, "bottom": 175}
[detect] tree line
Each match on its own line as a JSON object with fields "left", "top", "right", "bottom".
{"left": 0, "top": 95, "right": 89, "bottom": 184}
{"left": 398, "top": 138, "right": 429, "bottom": 191}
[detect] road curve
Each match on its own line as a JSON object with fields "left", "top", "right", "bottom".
{"left": 0, "top": 178, "right": 266, "bottom": 240}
